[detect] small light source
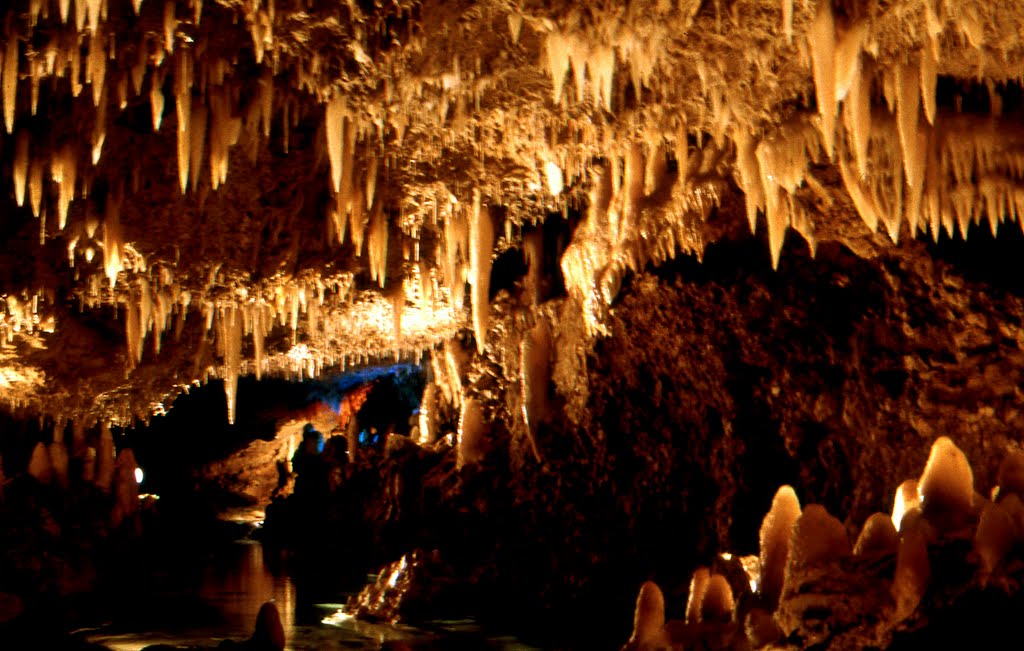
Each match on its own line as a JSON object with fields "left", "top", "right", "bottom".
{"left": 544, "top": 161, "right": 564, "bottom": 196}
{"left": 134, "top": 467, "right": 144, "bottom": 484}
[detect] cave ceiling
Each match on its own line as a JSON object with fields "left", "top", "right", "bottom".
{"left": 0, "top": 0, "right": 1022, "bottom": 424}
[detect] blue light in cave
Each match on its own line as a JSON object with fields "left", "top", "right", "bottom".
{"left": 310, "top": 363, "right": 424, "bottom": 414}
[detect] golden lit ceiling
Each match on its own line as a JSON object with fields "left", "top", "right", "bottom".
{"left": 0, "top": 0, "right": 1022, "bottom": 422}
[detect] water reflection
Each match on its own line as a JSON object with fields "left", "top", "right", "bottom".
{"left": 87, "top": 541, "right": 540, "bottom": 651}
{"left": 197, "top": 541, "right": 295, "bottom": 636}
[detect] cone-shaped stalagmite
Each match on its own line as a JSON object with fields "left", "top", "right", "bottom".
{"left": 759, "top": 485, "right": 801, "bottom": 608}
{"left": 918, "top": 437, "right": 975, "bottom": 530}
{"left": 627, "top": 581, "right": 666, "bottom": 648}
{"left": 786, "top": 504, "right": 851, "bottom": 576}
{"left": 892, "top": 513, "right": 930, "bottom": 622}
{"left": 699, "top": 574, "right": 735, "bottom": 624}
{"left": 685, "top": 567, "right": 710, "bottom": 624}
{"left": 854, "top": 512, "right": 900, "bottom": 557}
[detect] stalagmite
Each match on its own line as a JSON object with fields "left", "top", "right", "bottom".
{"left": 892, "top": 514, "right": 930, "bottom": 622}
{"left": 785, "top": 504, "right": 851, "bottom": 583}
{"left": 918, "top": 436, "right": 975, "bottom": 530}
{"left": 699, "top": 574, "right": 735, "bottom": 624}
{"left": 853, "top": 512, "right": 899, "bottom": 557}
{"left": 13, "top": 130, "right": 28, "bottom": 207}
{"left": 95, "top": 423, "right": 115, "bottom": 492}
{"left": 27, "top": 442, "right": 53, "bottom": 484}
{"left": 685, "top": 567, "right": 710, "bottom": 624}
{"left": 975, "top": 501, "right": 1015, "bottom": 577}
{"left": 759, "top": 485, "right": 801, "bottom": 608}
{"left": 4, "top": 36, "right": 17, "bottom": 134}
{"left": 627, "top": 582, "right": 666, "bottom": 648}
{"left": 520, "top": 319, "right": 550, "bottom": 461}
{"left": 457, "top": 396, "right": 486, "bottom": 469}
{"left": 892, "top": 479, "right": 919, "bottom": 530}
{"left": 469, "top": 189, "right": 494, "bottom": 354}
{"left": 807, "top": 0, "right": 836, "bottom": 158}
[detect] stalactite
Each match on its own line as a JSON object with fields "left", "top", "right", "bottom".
{"left": 3, "top": 35, "right": 18, "bottom": 134}
{"left": 103, "top": 188, "right": 123, "bottom": 288}
{"left": 175, "top": 50, "right": 193, "bottom": 193}
{"left": 469, "top": 189, "right": 494, "bottom": 354}
{"left": 220, "top": 305, "right": 243, "bottom": 425}
{"left": 13, "top": 130, "right": 28, "bottom": 207}
{"left": 189, "top": 101, "right": 208, "bottom": 191}
{"left": 807, "top": 0, "right": 836, "bottom": 158}
{"left": 326, "top": 94, "right": 345, "bottom": 194}
{"left": 367, "top": 204, "right": 388, "bottom": 288}
{"left": 28, "top": 157, "right": 43, "bottom": 219}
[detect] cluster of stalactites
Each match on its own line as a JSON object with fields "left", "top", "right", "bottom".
{"left": 0, "top": 290, "right": 54, "bottom": 344}
{"left": 0, "top": 1, "right": 292, "bottom": 250}
{"left": 735, "top": 0, "right": 1024, "bottom": 267}
{"left": 623, "top": 436, "right": 1024, "bottom": 650}
{"left": 119, "top": 271, "right": 354, "bottom": 421}
{"left": 561, "top": 136, "right": 720, "bottom": 337}
{"left": 542, "top": 1, "right": 701, "bottom": 114}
